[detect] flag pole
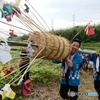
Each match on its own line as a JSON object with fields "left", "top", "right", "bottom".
{"left": 71, "top": 21, "right": 92, "bottom": 41}
{"left": 71, "top": 28, "right": 83, "bottom": 42}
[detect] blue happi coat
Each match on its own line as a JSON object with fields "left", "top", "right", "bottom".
{"left": 87, "top": 54, "right": 100, "bottom": 80}
{"left": 53, "top": 52, "right": 82, "bottom": 86}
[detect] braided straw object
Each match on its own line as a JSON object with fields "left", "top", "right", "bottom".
{"left": 28, "top": 31, "right": 72, "bottom": 60}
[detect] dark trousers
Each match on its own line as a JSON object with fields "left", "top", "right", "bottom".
{"left": 20, "top": 65, "right": 29, "bottom": 82}
{"left": 60, "top": 84, "right": 78, "bottom": 100}
{"left": 94, "top": 80, "right": 100, "bottom": 99}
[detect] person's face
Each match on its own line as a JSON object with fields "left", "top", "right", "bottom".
{"left": 71, "top": 41, "right": 80, "bottom": 54}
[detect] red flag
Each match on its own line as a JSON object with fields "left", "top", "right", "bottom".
{"left": 86, "top": 28, "right": 95, "bottom": 36}
{"left": 6, "top": 15, "right": 12, "bottom": 22}
{"left": 85, "top": 21, "right": 95, "bottom": 36}
{"left": 9, "top": 29, "right": 14, "bottom": 37}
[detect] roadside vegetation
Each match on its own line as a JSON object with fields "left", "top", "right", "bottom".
{"left": 1, "top": 24, "right": 100, "bottom": 99}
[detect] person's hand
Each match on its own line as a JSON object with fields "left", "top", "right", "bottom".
{"left": 65, "top": 57, "right": 73, "bottom": 68}
{"left": 93, "top": 71, "right": 97, "bottom": 76}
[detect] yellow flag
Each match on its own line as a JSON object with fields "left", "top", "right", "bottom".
{"left": 1, "top": 71, "right": 5, "bottom": 77}
{"left": 0, "top": 66, "right": 3, "bottom": 71}
{"left": 8, "top": 90, "right": 16, "bottom": 99}
{"left": 1, "top": 91, "right": 7, "bottom": 100}
{"left": 6, "top": 88, "right": 16, "bottom": 99}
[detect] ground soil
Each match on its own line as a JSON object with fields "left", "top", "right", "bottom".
{"left": 22, "top": 70, "right": 98, "bottom": 100}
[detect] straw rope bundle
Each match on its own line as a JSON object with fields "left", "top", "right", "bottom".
{"left": 0, "top": 1, "right": 74, "bottom": 99}
{"left": 28, "top": 31, "right": 72, "bottom": 60}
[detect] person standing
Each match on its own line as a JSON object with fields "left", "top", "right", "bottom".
{"left": 87, "top": 53, "right": 100, "bottom": 100}
{"left": 59, "top": 38, "right": 82, "bottom": 100}
{"left": 53, "top": 38, "right": 82, "bottom": 100}
{"left": 18, "top": 48, "right": 30, "bottom": 82}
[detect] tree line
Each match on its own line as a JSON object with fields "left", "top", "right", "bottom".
{"left": 8, "top": 24, "right": 100, "bottom": 43}
{"left": 52, "top": 24, "right": 100, "bottom": 43}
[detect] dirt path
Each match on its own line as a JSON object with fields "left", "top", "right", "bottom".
{"left": 22, "top": 71, "right": 98, "bottom": 100}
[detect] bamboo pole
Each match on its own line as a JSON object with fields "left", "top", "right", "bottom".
{"left": 17, "top": 47, "right": 45, "bottom": 85}
{"left": 71, "top": 21, "right": 92, "bottom": 41}
{"left": 11, "top": 57, "right": 43, "bottom": 85}
{"left": 0, "top": 41, "right": 58, "bottom": 50}
{"left": 20, "top": 5, "right": 48, "bottom": 33}
{"left": 10, "top": 56, "right": 44, "bottom": 84}
{"left": 0, "top": 21, "right": 32, "bottom": 33}
{"left": 26, "top": 1, "right": 51, "bottom": 32}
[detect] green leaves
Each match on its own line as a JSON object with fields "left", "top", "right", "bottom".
{"left": 30, "top": 61, "right": 61, "bottom": 84}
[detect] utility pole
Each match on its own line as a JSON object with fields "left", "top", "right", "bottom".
{"left": 73, "top": 14, "right": 75, "bottom": 27}
{"left": 51, "top": 18, "right": 54, "bottom": 31}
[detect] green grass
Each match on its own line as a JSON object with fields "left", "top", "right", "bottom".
{"left": 0, "top": 57, "right": 61, "bottom": 100}
{"left": 81, "top": 42, "right": 100, "bottom": 51}
{"left": 30, "top": 62, "right": 61, "bottom": 84}
{"left": 0, "top": 42, "right": 99, "bottom": 100}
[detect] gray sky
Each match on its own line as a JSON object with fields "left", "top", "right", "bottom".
{"left": 28, "top": 0, "right": 100, "bottom": 30}
{"left": 0, "top": 0, "right": 100, "bottom": 38}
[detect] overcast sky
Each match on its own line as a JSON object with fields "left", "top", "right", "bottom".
{"left": 0, "top": 0, "right": 100, "bottom": 38}
{"left": 27, "top": 0, "right": 100, "bottom": 30}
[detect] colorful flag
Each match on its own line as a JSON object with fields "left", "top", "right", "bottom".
{"left": 86, "top": 28, "right": 95, "bottom": 36}
{"left": 1, "top": 71, "right": 5, "bottom": 77}
{"left": 6, "top": 88, "right": 16, "bottom": 99}
{"left": 0, "top": 66, "right": 3, "bottom": 71}
{"left": 85, "top": 21, "right": 95, "bottom": 36}
{"left": 0, "top": 41, "right": 12, "bottom": 64}
{"left": 2, "top": 84, "right": 16, "bottom": 99}
{"left": 24, "top": 4, "right": 29, "bottom": 13}
{"left": 9, "top": 29, "right": 14, "bottom": 37}
{"left": 2, "top": 84, "right": 10, "bottom": 100}
{"left": 6, "top": 15, "right": 12, "bottom": 22}
{"left": 1, "top": 91, "right": 7, "bottom": 100}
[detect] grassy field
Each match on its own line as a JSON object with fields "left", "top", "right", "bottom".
{"left": 6, "top": 60, "right": 98, "bottom": 100}
{"left": 81, "top": 42, "right": 100, "bottom": 51}
{"left": 0, "top": 42, "right": 100, "bottom": 100}
{"left": 13, "top": 63, "right": 98, "bottom": 100}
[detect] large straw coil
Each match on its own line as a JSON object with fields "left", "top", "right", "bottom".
{"left": 28, "top": 31, "right": 71, "bottom": 60}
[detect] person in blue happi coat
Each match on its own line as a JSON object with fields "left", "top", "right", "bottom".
{"left": 87, "top": 52, "right": 100, "bottom": 100}
{"left": 53, "top": 38, "right": 82, "bottom": 100}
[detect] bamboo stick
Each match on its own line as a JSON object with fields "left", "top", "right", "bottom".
{"left": 0, "top": 21, "right": 32, "bottom": 33}
{"left": 17, "top": 47, "right": 45, "bottom": 85}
